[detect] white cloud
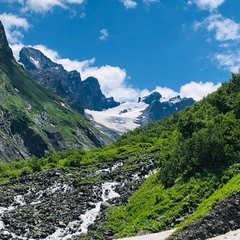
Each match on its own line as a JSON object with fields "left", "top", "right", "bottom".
{"left": 2, "top": 0, "right": 86, "bottom": 13}
{"left": 150, "top": 81, "right": 220, "bottom": 101}
{"left": 207, "top": 14, "right": 240, "bottom": 41}
{"left": 143, "top": 0, "right": 159, "bottom": 5}
{"left": 213, "top": 50, "right": 240, "bottom": 73}
{"left": 188, "top": 0, "right": 225, "bottom": 11}
{"left": 22, "top": 0, "right": 65, "bottom": 13}
{"left": 99, "top": 29, "right": 109, "bottom": 41}
{"left": 0, "top": 13, "right": 30, "bottom": 44}
{"left": 180, "top": 81, "right": 221, "bottom": 101}
{"left": 194, "top": 14, "right": 240, "bottom": 42}
{"left": 154, "top": 87, "right": 178, "bottom": 100}
{"left": 219, "top": 43, "right": 232, "bottom": 48}
{"left": 10, "top": 43, "right": 25, "bottom": 60}
{"left": 120, "top": 0, "right": 137, "bottom": 9}
{"left": 192, "top": 9, "right": 240, "bottom": 74}
{"left": 66, "top": 0, "right": 85, "bottom": 3}
{"left": 15, "top": 44, "right": 138, "bottom": 102}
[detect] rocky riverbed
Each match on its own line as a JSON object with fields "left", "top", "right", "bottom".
{"left": 0, "top": 158, "right": 157, "bottom": 240}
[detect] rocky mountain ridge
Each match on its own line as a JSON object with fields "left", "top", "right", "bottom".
{"left": 139, "top": 92, "right": 195, "bottom": 125}
{"left": 86, "top": 92, "right": 195, "bottom": 139}
{"left": 19, "top": 47, "right": 195, "bottom": 139}
{"left": 19, "top": 47, "right": 120, "bottom": 113}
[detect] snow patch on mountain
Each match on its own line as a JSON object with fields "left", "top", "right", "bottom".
{"left": 86, "top": 101, "right": 148, "bottom": 134}
{"left": 30, "top": 56, "right": 40, "bottom": 69}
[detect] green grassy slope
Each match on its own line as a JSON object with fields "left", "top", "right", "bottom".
{"left": 0, "top": 74, "right": 239, "bottom": 239}
{"left": 100, "top": 74, "right": 240, "bottom": 238}
{"left": 0, "top": 21, "right": 110, "bottom": 161}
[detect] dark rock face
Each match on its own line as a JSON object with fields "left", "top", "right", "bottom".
{"left": 140, "top": 95, "right": 195, "bottom": 125}
{"left": 141, "top": 91, "right": 162, "bottom": 104}
{"left": 171, "top": 192, "right": 240, "bottom": 240}
{"left": 80, "top": 77, "right": 119, "bottom": 111}
{"left": 0, "top": 21, "right": 14, "bottom": 64}
{"left": 19, "top": 47, "right": 120, "bottom": 112}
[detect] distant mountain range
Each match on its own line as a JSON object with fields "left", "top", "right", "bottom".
{"left": 0, "top": 20, "right": 194, "bottom": 161}
{"left": 19, "top": 47, "right": 120, "bottom": 113}
{"left": 19, "top": 47, "right": 195, "bottom": 139}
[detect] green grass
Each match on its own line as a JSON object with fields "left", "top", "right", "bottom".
{"left": 1, "top": 56, "right": 240, "bottom": 240}
{"left": 104, "top": 174, "right": 219, "bottom": 238}
{"left": 0, "top": 55, "right": 110, "bottom": 161}
{"left": 182, "top": 172, "right": 240, "bottom": 227}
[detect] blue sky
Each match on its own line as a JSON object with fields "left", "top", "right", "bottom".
{"left": 0, "top": 0, "right": 239, "bottom": 102}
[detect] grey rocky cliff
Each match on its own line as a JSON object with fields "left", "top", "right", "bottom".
{"left": 140, "top": 91, "right": 162, "bottom": 104}
{"left": 0, "top": 21, "right": 14, "bottom": 64}
{"left": 139, "top": 94, "right": 195, "bottom": 125}
{"left": 19, "top": 47, "right": 120, "bottom": 113}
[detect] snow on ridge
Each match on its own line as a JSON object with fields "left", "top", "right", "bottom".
{"left": 30, "top": 57, "right": 41, "bottom": 69}
{"left": 86, "top": 101, "right": 148, "bottom": 133}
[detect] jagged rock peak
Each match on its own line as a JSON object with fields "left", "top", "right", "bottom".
{"left": 141, "top": 91, "right": 162, "bottom": 104}
{"left": 19, "top": 47, "right": 62, "bottom": 71}
{"left": 0, "top": 21, "right": 14, "bottom": 62}
{"left": 81, "top": 76, "right": 120, "bottom": 111}
{"left": 19, "top": 46, "right": 120, "bottom": 111}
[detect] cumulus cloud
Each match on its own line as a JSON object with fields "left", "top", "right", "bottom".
{"left": 0, "top": 13, "right": 30, "bottom": 44}
{"left": 99, "top": 29, "right": 109, "bottom": 41}
{"left": 207, "top": 14, "right": 240, "bottom": 41}
{"left": 179, "top": 81, "right": 221, "bottom": 100}
{"left": 1, "top": 0, "right": 86, "bottom": 13}
{"left": 120, "top": 0, "right": 137, "bottom": 9}
{"left": 188, "top": 0, "right": 225, "bottom": 11}
{"left": 154, "top": 87, "right": 179, "bottom": 101}
{"left": 193, "top": 13, "right": 240, "bottom": 72}
{"left": 13, "top": 44, "right": 138, "bottom": 102}
{"left": 149, "top": 82, "right": 221, "bottom": 101}
{"left": 22, "top": 0, "right": 65, "bottom": 13}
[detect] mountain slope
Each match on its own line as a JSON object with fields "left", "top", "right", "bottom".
{"left": 0, "top": 21, "right": 110, "bottom": 161}
{"left": 0, "top": 74, "right": 239, "bottom": 239}
{"left": 86, "top": 93, "right": 195, "bottom": 138}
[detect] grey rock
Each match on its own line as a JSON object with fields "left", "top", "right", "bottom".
{"left": 19, "top": 47, "right": 120, "bottom": 112}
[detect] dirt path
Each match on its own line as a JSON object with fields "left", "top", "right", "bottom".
{"left": 117, "top": 228, "right": 240, "bottom": 240}
{"left": 206, "top": 229, "right": 240, "bottom": 240}
{"left": 116, "top": 229, "right": 176, "bottom": 240}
